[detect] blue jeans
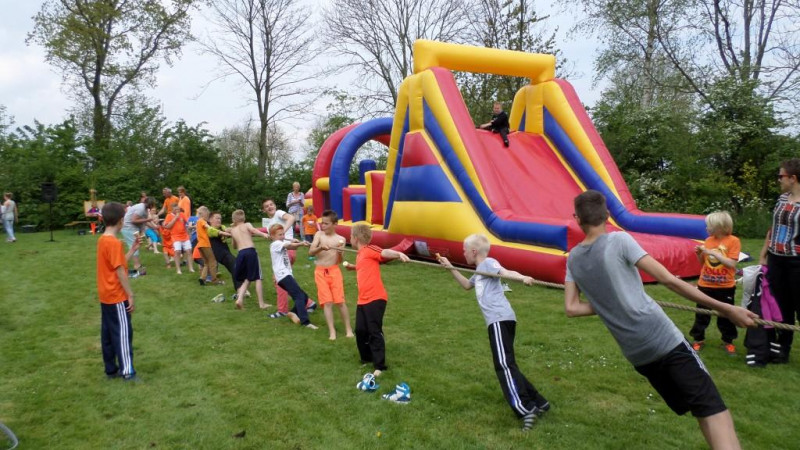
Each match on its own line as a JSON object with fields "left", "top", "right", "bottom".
{"left": 4, "top": 219, "right": 15, "bottom": 241}
{"left": 277, "top": 275, "right": 311, "bottom": 325}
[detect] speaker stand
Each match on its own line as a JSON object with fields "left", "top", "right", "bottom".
{"left": 47, "top": 202, "right": 55, "bottom": 242}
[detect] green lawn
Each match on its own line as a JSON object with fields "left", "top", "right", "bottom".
{"left": 1, "top": 232, "right": 798, "bottom": 449}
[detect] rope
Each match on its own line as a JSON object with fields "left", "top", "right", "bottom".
{"left": 654, "top": 301, "right": 800, "bottom": 332}
{"left": 0, "top": 422, "right": 18, "bottom": 450}
{"left": 337, "top": 246, "right": 800, "bottom": 332}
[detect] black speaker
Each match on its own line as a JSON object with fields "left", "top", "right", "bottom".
{"left": 41, "top": 182, "right": 58, "bottom": 203}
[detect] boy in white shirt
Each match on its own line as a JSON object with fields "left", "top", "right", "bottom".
{"left": 269, "top": 223, "right": 318, "bottom": 329}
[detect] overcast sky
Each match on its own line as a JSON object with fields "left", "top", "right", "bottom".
{"left": 0, "top": 1, "right": 603, "bottom": 152}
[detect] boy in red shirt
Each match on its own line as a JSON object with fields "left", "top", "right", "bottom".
{"left": 343, "top": 223, "right": 409, "bottom": 376}
{"left": 96, "top": 202, "right": 140, "bottom": 381}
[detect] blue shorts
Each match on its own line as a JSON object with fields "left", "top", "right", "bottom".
{"left": 234, "top": 248, "right": 262, "bottom": 282}
{"left": 145, "top": 228, "right": 160, "bottom": 243}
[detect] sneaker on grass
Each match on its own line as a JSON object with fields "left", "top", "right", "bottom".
{"left": 382, "top": 383, "right": 411, "bottom": 403}
{"left": 521, "top": 407, "right": 540, "bottom": 431}
{"left": 691, "top": 341, "right": 705, "bottom": 352}
{"left": 268, "top": 311, "right": 287, "bottom": 319}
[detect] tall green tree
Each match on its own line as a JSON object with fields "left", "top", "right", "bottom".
{"left": 28, "top": 0, "right": 196, "bottom": 162}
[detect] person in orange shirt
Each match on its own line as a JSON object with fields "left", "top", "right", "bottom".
{"left": 165, "top": 203, "right": 194, "bottom": 275}
{"left": 342, "top": 223, "right": 409, "bottom": 377}
{"left": 157, "top": 187, "right": 179, "bottom": 217}
{"left": 303, "top": 205, "right": 320, "bottom": 244}
{"left": 195, "top": 206, "right": 223, "bottom": 286}
{"left": 96, "top": 202, "right": 140, "bottom": 381}
{"left": 690, "top": 211, "right": 742, "bottom": 355}
{"left": 177, "top": 186, "right": 191, "bottom": 220}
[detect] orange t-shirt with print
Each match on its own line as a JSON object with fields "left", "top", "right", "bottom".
{"left": 97, "top": 234, "right": 128, "bottom": 304}
{"left": 355, "top": 245, "right": 388, "bottom": 305}
{"left": 303, "top": 214, "right": 319, "bottom": 236}
{"left": 698, "top": 234, "right": 741, "bottom": 288}
{"left": 166, "top": 213, "right": 189, "bottom": 242}
{"left": 196, "top": 218, "right": 210, "bottom": 248}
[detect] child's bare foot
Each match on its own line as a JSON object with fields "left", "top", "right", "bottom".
{"left": 258, "top": 303, "right": 272, "bottom": 310}
{"left": 235, "top": 301, "right": 243, "bottom": 310}
{"left": 189, "top": 269, "right": 195, "bottom": 273}
{"left": 329, "top": 333, "right": 336, "bottom": 340}
{"left": 176, "top": 271, "right": 182, "bottom": 275}
{"left": 373, "top": 369, "right": 382, "bottom": 377}
{"left": 287, "top": 312, "right": 301, "bottom": 324}
{"left": 345, "top": 332, "right": 355, "bottom": 338}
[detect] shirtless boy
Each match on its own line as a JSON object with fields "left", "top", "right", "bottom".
{"left": 309, "top": 210, "right": 354, "bottom": 340}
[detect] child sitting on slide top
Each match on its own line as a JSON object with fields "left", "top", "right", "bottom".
{"left": 229, "top": 210, "right": 271, "bottom": 310}
{"left": 342, "top": 223, "right": 409, "bottom": 376}
{"left": 308, "top": 210, "right": 353, "bottom": 340}
{"left": 269, "top": 223, "right": 318, "bottom": 329}
{"left": 438, "top": 234, "right": 549, "bottom": 431}
{"left": 564, "top": 190, "right": 756, "bottom": 449}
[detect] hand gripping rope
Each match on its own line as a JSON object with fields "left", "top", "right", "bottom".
{"left": 336, "top": 247, "right": 800, "bottom": 332}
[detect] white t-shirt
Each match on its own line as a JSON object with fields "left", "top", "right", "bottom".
{"left": 270, "top": 240, "right": 293, "bottom": 282}
{"left": 262, "top": 209, "right": 293, "bottom": 240}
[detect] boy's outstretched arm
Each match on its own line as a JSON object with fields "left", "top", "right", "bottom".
{"left": 284, "top": 240, "right": 310, "bottom": 250}
{"left": 247, "top": 223, "right": 269, "bottom": 239}
{"left": 498, "top": 268, "right": 534, "bottom": 286}
{"left": 381, "top": 249, "right": 410, "bottom": 262}
{"left": 564, "top": 281, "right": 595, "bottom": 317}
{"left": 437, "top": 256, "right": 472, "bottom": 290}
{"left": 635, "top": 255, "right": 757, "bottom": 328}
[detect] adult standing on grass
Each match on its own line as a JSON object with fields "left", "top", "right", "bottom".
{"left": 286, "top": 182, "right": 305, "bottom": 240}
{"left": 565, "top": 190, "right": 756, "bottom": 450}
{"left": 177, "top": 186, "right": 191, "bottom": 221}
{"left": 122, "top": 196, "right": 156, "bottom": 277}
{"left": 758, "top": 158, "right": 800, "bottom": 364}
{"left": 2, "top": 192, "right": 18, "bottom": 243}
{"left": 157, "top": 187, "right": 179, "bottom": 217}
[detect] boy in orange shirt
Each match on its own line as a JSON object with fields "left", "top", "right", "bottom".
{"left": 303, "top": 206, "right": 319, "bottom": 245}
{"left": 195, "top": 206, "right": 223, "bottom": 285}
{"left": 690, "top": 211, "right": 742, "bottom": 355}
{"left": 165, "top": 203, "right": 194, "bottom": 274}
{"left": 342, "top": 223, "right": 409, "bottom": 376}
{"left": 97, "top": 202, "right": 140, "bottom": 381}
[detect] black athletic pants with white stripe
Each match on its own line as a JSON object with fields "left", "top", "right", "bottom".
{"left": 488, "top": 320, "right": 546, "bottom": 417}
{"left": 101, "top": 301, "right": 135, "bottom": 377}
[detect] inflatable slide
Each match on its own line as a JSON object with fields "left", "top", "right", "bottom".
{"left": 311, "top": 40, "right": 705, "bottom": 283}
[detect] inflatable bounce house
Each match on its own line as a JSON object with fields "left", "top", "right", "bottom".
{"left": 311, "top": 40, "right": 706, "bottom": 283}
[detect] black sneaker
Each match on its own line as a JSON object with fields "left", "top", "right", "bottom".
{"left": 536, "top": 401, "right": 550, "bottom": 417}
{"left": 198, "top": 278, "right": 205, "bottom": 286}
{"left": 122, "top": 375, "right": 142, "bottom": 383}
{"left": 106, "top": 371, "right": 121, "bottom": 380}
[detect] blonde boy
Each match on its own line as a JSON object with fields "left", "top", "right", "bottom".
{"left": 438, "top": 234, "right": 548, "bottom": 431}
{"left": 309, "top": 210, "right": 353, "bottom": 340}
{"left": 343, "top": 223, "right": 409, "bottom": 376}
{"left": 229, "top": 210, "right": 271, "bottom": 310}
{"left": 690, "top": 211, "right": 741, "bottom": 355}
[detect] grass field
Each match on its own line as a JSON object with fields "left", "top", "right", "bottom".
{"left": 1, "top": 230, "right": 799, "bottom": 449}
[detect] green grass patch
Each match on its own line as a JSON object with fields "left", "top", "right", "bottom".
{"left": 1, "top": 233, "right": 798, "bottom": 449}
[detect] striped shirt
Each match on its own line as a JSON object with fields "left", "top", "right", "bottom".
{"left": 768, "top": 193, "right": 800, "bottom": 256}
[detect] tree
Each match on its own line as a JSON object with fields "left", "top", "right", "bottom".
{"left": 575, "top": 0, "right": 800, "bottom": 112}
{"left": 323, "top": 0, "right": 472, "bottom": 113}
{"left": 459, "top": 0, "right": 567, "bottom": 118}
{"left": 28, "top": 0, "right": 196, "bottom": 161}
{"left": 203, "top": 0, "right": 318, "bottom": 178}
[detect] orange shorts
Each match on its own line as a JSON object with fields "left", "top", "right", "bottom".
{"left": 314, "top": 264, "right": 345, "bottom": 305}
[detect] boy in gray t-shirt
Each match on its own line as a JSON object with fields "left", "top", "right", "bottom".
{"left": 439, "top": 234, "right": 548, "bottom": 431}
{"left": 565, "top": 190, "right": 756, "bottom": 449}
